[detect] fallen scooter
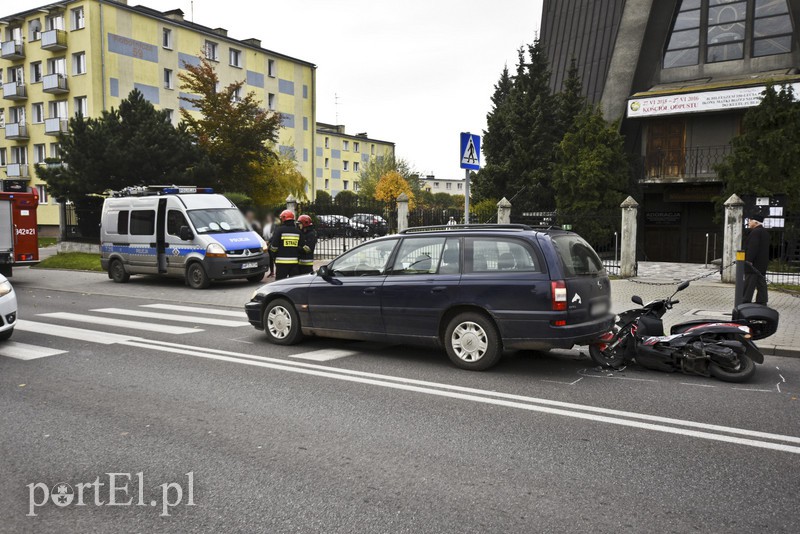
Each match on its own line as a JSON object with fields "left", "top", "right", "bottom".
{"left": 588, "top": 281, "right": 779, "bottom": 383}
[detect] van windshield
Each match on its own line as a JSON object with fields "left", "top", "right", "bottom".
{"left": 551, "top": 234, "right": 605, "bottom": 277}
{"left": 188, "top": 209, "right": 249, "bottom": 234}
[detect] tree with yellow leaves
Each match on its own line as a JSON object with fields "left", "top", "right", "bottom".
{"left": 375, "top": 171, "right": 416, "bottom": 210}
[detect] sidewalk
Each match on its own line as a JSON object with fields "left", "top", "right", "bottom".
{"left": 14, "top": 256, "right": 800, "bottom": 358}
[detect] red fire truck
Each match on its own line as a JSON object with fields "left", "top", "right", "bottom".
{"left": 0, "top": 182, "right": 39, "bottom": 277}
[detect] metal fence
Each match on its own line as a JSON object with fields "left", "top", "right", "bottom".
{"left": 765, "top": 213, "right": 800, "bottom": 285}
{"left": 296, "top": 199, "right": 393, "bottom": 259}
{"left": 61, "top": 203, "right": 101, "bottom": 243}
{"left": 642, "top": 145, "right": 732, "bottom": 180}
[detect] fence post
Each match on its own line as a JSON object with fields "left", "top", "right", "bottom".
{"left": 397, "top": 193, "right": 409, "bottom": 233}
{"left": 722, "top": 194, "right": 744, "bottom": 284}
{"left": 620, "top": 196, "right": 639, "bottom": 278}
{"left": 497, "top": 197, "right": 512, "bottom": 224}
{"left": 286, "top": 194, "right": 297, "bottom": 215}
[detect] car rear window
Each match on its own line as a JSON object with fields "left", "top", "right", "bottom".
{"left": 550, "top": 234, "right": 605, "bottom": 277}
{"left": 467, "top": 238, "right": 543, "bottom": 273}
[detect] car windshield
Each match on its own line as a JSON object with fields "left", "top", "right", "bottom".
{"left": 188, "top": 208, "right": 249, "bottom": 234}
{"left": 551, "top": 234, "right": 605, "bottom": 276}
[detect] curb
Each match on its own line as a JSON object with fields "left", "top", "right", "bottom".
{"left": 758, "top": 344, "right": 800, "bottom": 358}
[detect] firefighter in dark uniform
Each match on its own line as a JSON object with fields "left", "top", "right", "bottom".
{"left": 297, "top": 214, "right": 317, "bottom": 275}
{"left": 270, "top": 210, "right": 302, "bottom": 280}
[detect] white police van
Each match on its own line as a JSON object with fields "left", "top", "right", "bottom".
{"left": 100, "top": 186, "right": 269, "bottom": 289}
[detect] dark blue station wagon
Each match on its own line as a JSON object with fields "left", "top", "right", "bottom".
{"left": 245, "top": 225, "right": 614, "bottom": 370}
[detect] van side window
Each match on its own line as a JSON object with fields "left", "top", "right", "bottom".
{"left": 117, "top": 210, "right": 129, "bottom": 235}
{"left": 130, "top": 210, "right": 155, "bottom": 235}
{"left": 167, "top": 210, "right": 189, "bottom": 237}
{"left": 467, "top": 238, "right": 543, "bottom": 273}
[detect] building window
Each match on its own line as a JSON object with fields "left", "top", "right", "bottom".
{"left": 707, "top": 0, "right": 747, "bottom": 63}
{"left": 371, "top": 144, "right": 375, "bottom": 155}
{"left": 353, "top": 142, "right": 360, "bottom": 153}
{"left": 164, "top": 109, "right": 174, "bottom": 123}
{"left": 74, "top": 96, "right": 87, "bottom": 117}
{"left": 32, "top": 103, "right": 44, "bottom": 123}
{"left": 268, "top": 93, "right": 276, "bottom": 110}
{"left": 30, "top": 62, "right": 42, "bottom": 83}
{"left": 29, "top": 19, "right": 41, "bottom": 41}
{"left": 33, "top": 144, "right": 46, "bottom": 164}
{"left": 229, "top": 48, "right": 241, "bottom": 68}
{"left": 72, "top": 52, "right": 86, "bottom": 75}
{"left": 47, "top": 57, "right": 66, "bottom": 76}
{"left": 353, "top": 162, "right": 360, "bottom": 172}
{"left": 325, "top": 137, "right": 330, "bottom": 148}
{"left": 343, "top": 180, "right": 349, "bottom": 190}
{"left": 324, "top": 179, "right": 329, "bottom": 189}
{"left": 232, "top": 87, "right": 242, "bottom": 103}
{"left": 446, "top": 182, "right": 452, "bottom": 190}
{"left": 268, "top": 59, "right": 276, "bottom": 77}
{"left": 71, "top": 7, "right": 85, "bottom": 30}
{"left": 458, "top": 183, "right": 463, "bottom": 190}
{"left": 10, "top": 65, "right": 24, "bottom": 84}
{"left": 753, "top": 0, "right": 793, "bottom": 56}
{"left": 50, "top": 143, "right": 61, "bottom": 159}
{"left": 354, "top": 181, "right": 359, "bottom": 192}
{"left": 9, "top": 106, "right": 25, "bottom": 124}
{"left": 343, "top": 161, "right": 349, "bottom": 171}
{"left": 11, "top": 146, "right": 27, "bottom": 165}
{"left": 164, "top": 68, "right": 173, "bottom": 89}
{"left": 36, "top": 185, "right": 49, "bottom": 204}
{"left": 434, "top": 182, "right": 440, "bottom": 188}
{"left": 664, "top": 0, "right": 701, "bottom": 68}
{"left": 204, "top": 40, "right": 218, "bottom": 61}
{"left": 0, "top": 110, "right": 4, "bottom": 128}
{"left": 343, "top": 140, "right": 349, "bottom": 151}
{"left": 0, "top": 148, "right": 6, "bottom": 166}
{"left": 162, "top": 28, "right": 172, "bottom": 49}
{"left": 49, "top": 100, "right": 68, "bottom": 119}
{"left": 324, "top": 158, "right": 329, "bottom": 168}
{"left": 45, "top": 14, "right": 64, "bottom": 31}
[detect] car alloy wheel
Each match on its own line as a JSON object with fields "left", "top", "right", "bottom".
{"left": 451, "top": 321, "right": 488, "bottom": 362}
{"left": 263, "top": 298, "right": 303, "bottom": 345}
{"left": 267, "top": 305, "right": 292, "bottom": 340}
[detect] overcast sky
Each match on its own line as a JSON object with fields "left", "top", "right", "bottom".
{"left": 14, "top": 0, "right": 544, "bottom": 178}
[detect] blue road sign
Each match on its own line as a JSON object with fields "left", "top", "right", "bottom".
{"left": 460, "top": 132, "right": 480, "bottom": 170}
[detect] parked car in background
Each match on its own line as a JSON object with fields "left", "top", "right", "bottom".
{"left": 351, "top": 213, "right": 389, "bottom": 236}
{"left": 316, "top": 215, "right": 370, "bottom": 238}
{"left": 0, "top": 273, "right": 17, "bottom": 341}
{"left": 246, "top": 224, "right": 613, "bottom": 371}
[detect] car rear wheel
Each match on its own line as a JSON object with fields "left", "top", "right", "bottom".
{"left": 186, "top": 262, "right": 211, "bottom": 289}
{"left": 263, "top": 298, "right": 303, "bottom": 345}
{"left": 444, "top": 312, "right": 502, "bottom": 371}
{"left": 109, "top": 259, "right": 130, "bottom": 283}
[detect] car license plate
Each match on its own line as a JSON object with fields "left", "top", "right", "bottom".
{"left": 241, "top": 262, "right": 258, "bottom": 270}
{"left": 591, "top": 302, "right": 609, "bottom": 317}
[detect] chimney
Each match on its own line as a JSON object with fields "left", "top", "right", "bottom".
{"left": 243, "top": 38, "right": 261, "bottom": 47}
{"left": 356, "top": 132, "right": 368, "bottom": 138}
{"left": 212, "top": 28, "right": 228, "bottom": 37}
{"left": 164, "top": 9, "right": 184, "bottom": 21}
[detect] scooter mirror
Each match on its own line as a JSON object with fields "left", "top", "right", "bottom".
{"left": 631, "top": 295, "right": 644, "bottom": 306}
{"left": 678, "top": 281, "right": 690, "bottom": 291}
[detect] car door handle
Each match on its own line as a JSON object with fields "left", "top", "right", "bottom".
{"left": 363, "top": 287, "right": 377, "bottom": 295}
{"left": 431, "top": 286, "right": 447, "bottom": 294}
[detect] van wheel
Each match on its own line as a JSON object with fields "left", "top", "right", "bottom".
{"left": 444, "top": 312, "right": 502, "bottom": 371}
{"left": 247, "top": 273, "right": 265, "bottom": 283}
{"left": 263, "top": 298, "right": 303, "bottom": 345}
{"left": 0, "top": 328, "right": 13, "bottom": 341}
{"left": 186, "top": 262, "right": 211, "bottom": 289}
{"left": 109, "top": 259, "right": 130, "bottom": 283}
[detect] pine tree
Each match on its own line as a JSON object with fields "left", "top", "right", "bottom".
{"left": 555, "top": 58, "right": 586, "bottom": 138}
{"left": 472, "top": 65, "right": 514, "bottom": 201}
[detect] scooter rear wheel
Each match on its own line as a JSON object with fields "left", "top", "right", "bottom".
{"left": 709, "top": 354, "right": 756, "bottom": 383}
{"left": 589, "top": 343, "right": 627, "bottom": 368}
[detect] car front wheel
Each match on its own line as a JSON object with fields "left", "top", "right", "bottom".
{"left": 109, "top": 259, "right": 130, "bottom": 283}
{"left": 444, "top": 312, "right": 502, "bottom": 371}
{"left": 186, "top": 262, "right": 211, "bottom": 289}
{"left": 263, "top": 298, "right": 303, "bottom": 345}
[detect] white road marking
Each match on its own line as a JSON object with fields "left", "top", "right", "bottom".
{"left": 91, "top": 308, "right": 248, "bottom": 328}
{"left": 37, "top": 313, "right": 202, "bottom": 335}
{"left": 120, "top": 338, "right": 800, "bottom": 455}
{"left": 16, "top": 320, "right": 136, "bottom": 345}
{"left": 732, "top": 387, "right": 775, "bottom": 393}
{"left": 141, "top": 304, "right": 247, "bottom": 319}
{"left": 680, "top": 382, "right": 716, "bottom": 388}
{"left": 0, "top": 341, "right": 66, "bottom": 360}
{"left": 290, "top": 349, "right": 358, "bottom": 362}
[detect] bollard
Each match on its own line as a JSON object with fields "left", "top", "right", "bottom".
{"left": 705, "top": 233, "right": 709, "bottom": 268}
{"left": 734, "top": 250, "right": 745, "bottom": 307}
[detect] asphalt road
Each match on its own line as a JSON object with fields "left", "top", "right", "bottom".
{"left": 1, "top": 273, "right": 800, "bottom": 533}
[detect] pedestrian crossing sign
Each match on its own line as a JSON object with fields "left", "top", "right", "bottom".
{"left": 460, "top": 133, "right": 481, "bottom": 170}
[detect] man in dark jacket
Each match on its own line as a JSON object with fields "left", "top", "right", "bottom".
{"left": 743, "top": 213, "right": 770, "bottom": 304}
{"left": 297, "top": 215, "right": 317, "bottom": 275}
{"left": 270, "top": 210, "right": 302, "bottom": 280}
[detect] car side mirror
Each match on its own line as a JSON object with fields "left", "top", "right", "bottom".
{"left": 318, "top": 265, "right": 333, "bottom": 279}
{"left": 179, "top": 226, "right": 194, "bottom": 241}
{"left": 632, "top": 295, "right": 644, "bottom": 306}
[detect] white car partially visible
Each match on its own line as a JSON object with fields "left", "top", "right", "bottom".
{"left": 0, "top": 273, "right": 17, "bottom": 341}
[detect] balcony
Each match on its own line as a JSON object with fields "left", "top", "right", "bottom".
{"left": 6, "top": 164, "right": 29, "bottom": 178}
{"left": 2, "top": 82, "right": 27, "bottom": 101}
{"left": 0, "top": 40, "right": 24, "bottom": 60}
{"left": 44, "top": 117, "right": 69, "bottom": 136}
{"left": 42, "top": 73, "right": 69, "bottom": 94}
{"left": 640, "top": 145, "right": 733, "bottom": 184}
{"left": 4, "top": 122, "right": 29, "bottom": 140}
{"left": 41, "top": 29, "right": 67, "bottom": 51}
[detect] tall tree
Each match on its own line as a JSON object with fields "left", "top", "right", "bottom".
{"left": 472, "top": 65, "right": 514, "bottom": 201}
{"left": 716, "top": 84, "right": 800, "bottom": 211}
{"left": 555, "top": 58, "right": 586, "bottom": 137}
{"left": 552, "top": 105, "right": 629, "bottom": 244}
{"left": 357, "top": 154, "right": 416, "bottom": 200}
{"left": 179, "top": 56, "right": 293, "bottom": 201}
{"left": 375, "top": 171, "right": 416, "bottom": 209}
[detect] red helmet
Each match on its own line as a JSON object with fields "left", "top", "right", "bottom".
{"left": 279, "top": 210, "right": 295, "bottom": 222}
{"left": 298, "top": 214, "right": 313, "bottom": 228}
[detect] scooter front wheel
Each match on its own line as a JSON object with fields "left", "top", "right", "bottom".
{"left": 709, "top": 354, "right": 756, "bottom": 383}
{"left": 589, "top": 343, "right": 627, "bottom": 368}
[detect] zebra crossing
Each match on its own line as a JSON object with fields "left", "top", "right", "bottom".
{"left": 1, "top": 303, "right": 251, "bottom": 361}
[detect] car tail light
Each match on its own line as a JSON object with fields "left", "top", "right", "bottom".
{"left": 551, "top": 280, "right": 567, "bottom": 311}
{"left": 551, "top": 320, "right": 567, "bottom": 327}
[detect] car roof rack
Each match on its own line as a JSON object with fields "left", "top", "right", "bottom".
{"left": 109, "top": 185, "right": 214, "bottom": 197}
{"left": 400, "top": 224, "right": 535, "bottom": 234}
